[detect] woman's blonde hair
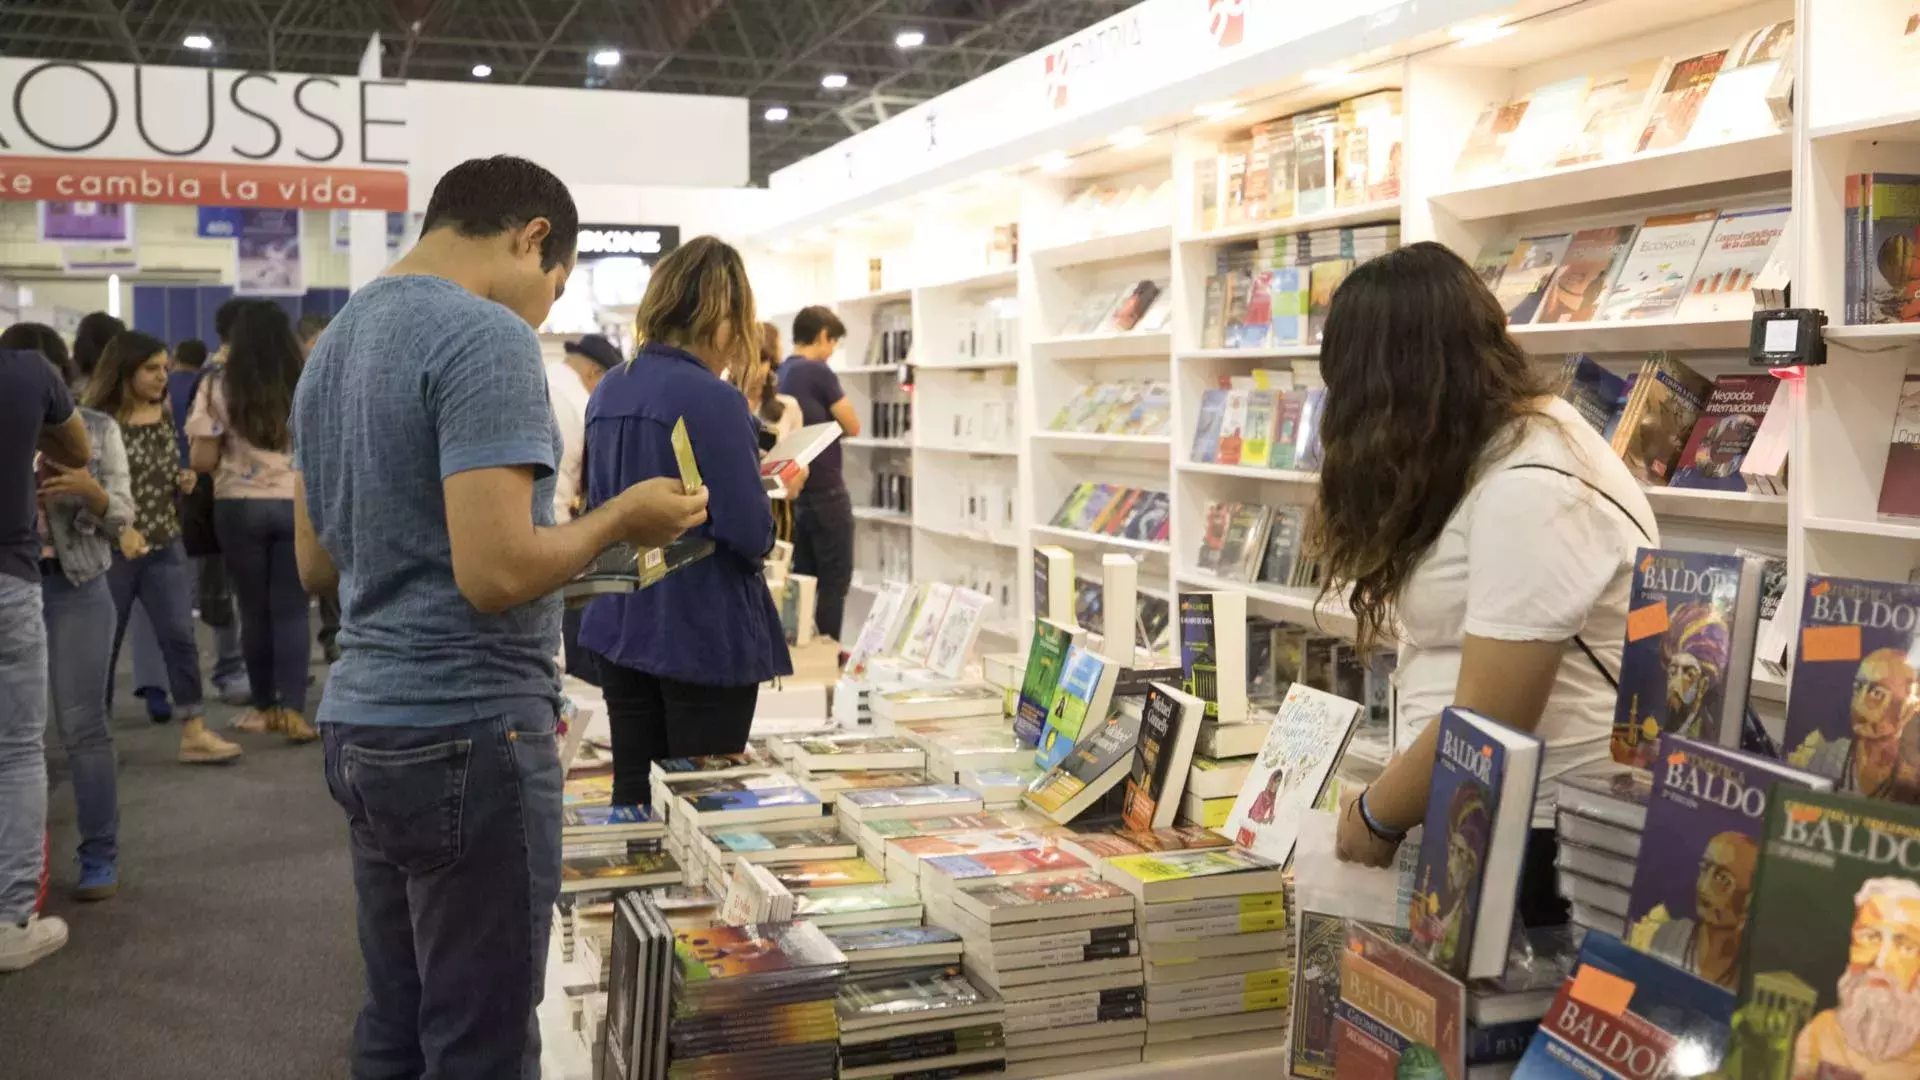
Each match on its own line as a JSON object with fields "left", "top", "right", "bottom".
{"left": 634, "top": 235, "right": 758, "bottom": 380}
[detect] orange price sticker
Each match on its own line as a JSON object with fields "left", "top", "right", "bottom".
{"left": 1625, "top": 602, "right": 1670, "bottom": 643}
{"left": 1801, "top": 624, "right": 1863, "bottom": 664}
{"left": 1569, "top": 964, "right": 1636, "bottom": 1016}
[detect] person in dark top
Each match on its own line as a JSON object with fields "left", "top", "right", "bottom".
{"left": 776, "top": 305, "right": 858, "bottom": 642}
{"left": 167, "top": 339, "right": 209, "bottom": 452}
{"left": 0, "top": 335, "right": 92, "bottom": 971}
{"left": 581, "top": 236, "right": 795, "bottom": 808}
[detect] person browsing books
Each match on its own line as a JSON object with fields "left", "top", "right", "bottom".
{"left": 579, "top": 236, "right": 795, "bottom": 809}
{"left": 777, "top": 305, "right": 856, "bottom": 641}
{"left": 1325, "top": 242, "right": 1657, "bottom": 929}
{"left": 289, "top": 156, "right": 708, "bottom": 1077}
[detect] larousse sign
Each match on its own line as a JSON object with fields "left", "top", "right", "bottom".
{"left": 0, "top": 59, "right": 408, "bottom": 211}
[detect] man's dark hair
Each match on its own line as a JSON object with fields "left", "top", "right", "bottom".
{"left": 420, "top": 155, "right": 579, "bottom": 271}
{"left": 214, "top": 296, "right": 248, "bottom": 345}
{"left": 792, "top": 305, "right": 846, "bottom": 348}
{"left": 173, "top": 339, "right": 210, "bottom": 369}
{"left": 0, "top": 321, "right": 75, "bottom": 384}
{"left": 72, "top": 311, "right": 125, "bottom": 379}
{"left": 296, "top": 312, "right": 331, "bottom": 345}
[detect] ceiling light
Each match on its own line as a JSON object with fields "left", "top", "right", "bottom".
{"left": 1449, "top": 18, "right": 1514, "bottom": 46}
{"left": 1111, "top": 126, "right": 1148, "bottom": 148}
{"left": 1194, "top": 100, "right": 1241, "bottom": 121}
{"left": 591, "top": 49, "right": 621, "bottom": 67}
{"left": 821, "top": 72, "right": 849, "bottom": 90}
{"left": 765, "top": 105, "right": 790, "bottom": 122}
{"left": 471, "top": 63, "right": 492, "bottom": 78}
{"left": 182, "top": 33, "right": 213, "bottom": 50}
{"left": 895, "top": 30, "right": 926, "bottom": 49}
{"left": 1037, "top": 153, "right": 1071, "bottom": 173}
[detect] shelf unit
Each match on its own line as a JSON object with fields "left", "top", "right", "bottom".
{"left": 746, "top": 0, "right": 1878, "bottom": 746}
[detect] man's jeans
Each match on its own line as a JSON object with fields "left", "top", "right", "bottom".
{"left": 43, "top": 572, "right": 118, "bottom": 869}
{"left": 323, "top": 702, "right": 562, "bottom": 1079}
{"left": 0, "top": 574, "right": 49, "bottom": 924}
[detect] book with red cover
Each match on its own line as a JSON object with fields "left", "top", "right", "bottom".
{"left": 1670, "top": 373, "right": 1781, "bottom": 492}
{"left": 1635, "top": 50, "right": 1729, "bottom": 153}
{"left": 1333, "top": 921, "right": 1465, "bottom": 1080}
{"left": 1879, "top": 372, "right": 1920, "bottom": 517}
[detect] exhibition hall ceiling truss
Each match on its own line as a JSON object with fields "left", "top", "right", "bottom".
{"left": 0, "top": 0, "right": 1139, "bottom": 181}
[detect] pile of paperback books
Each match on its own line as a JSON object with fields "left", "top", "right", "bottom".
{"left": 660, "top": 920, "right": 847, "bottom": 1080}
{"left": 835, "top": 964, "right": 1007, "bottom": 1080}
{"left": 1551, "top": 765, "right": 1648, "bottom": 939}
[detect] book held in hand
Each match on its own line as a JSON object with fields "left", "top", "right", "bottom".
{"left": 761, "top": 421, "right": 843, "bottom": 498}
{"left": 1611, "top": 549, "right": 1765, "bottom": 767}
{"left": 561, "top": 537, "right": 715, "bottom": 605}
{"left": 1221, "top": 683, "right": 1363, "bottom": 867}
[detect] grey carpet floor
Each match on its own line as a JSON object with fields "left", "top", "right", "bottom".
{"left": 0, "top": 639, "right": 361, "bottom": 1079}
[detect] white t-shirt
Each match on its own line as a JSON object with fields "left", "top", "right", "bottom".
{"left": 1393, "top": 397, "right": 1659, "bottom": 827}
{"left": 546, "top": 362, "right": 591, "bottom": 522}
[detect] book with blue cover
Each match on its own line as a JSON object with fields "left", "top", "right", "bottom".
{"left": 1611, "top": 549, "right": 1763, "bottom": 768}
{"left": 1014, "top": 618, "right": 1082, "bottom": 748}
{"left": 1622, "top": 735, "right": 1828, "bottom": 991}
{"left": 1035, "top": 645, "right": 1119, "bottom": 772}
{"left": 1783, "top": 574, "right": 1920, "bottom": 803}
{"left": 1512, "top": 931, "right": 1734, "bottom": 1079}
{"left": 1410, "top": 707, "right": 1542, "bottom": 980}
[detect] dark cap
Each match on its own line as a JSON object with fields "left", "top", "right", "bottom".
{"left": 565, "top": 333, "right": 622, "bottom": 370}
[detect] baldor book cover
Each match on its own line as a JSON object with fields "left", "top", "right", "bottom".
{"left": 1622, "top": 736, "right": 1829, "bottom": 990}
{"left": 1784, "top": 574, "right": 1920, "bottom": 803}
{"left": 1511, "top": 930, "right": 1734, "bottom": 1079}
{"left": 1611, "top": 549, "right": 1762, "bottom": 767}
{"left": 1333, "top": 921, "right": 1465, "bottom": 1080}
{"left": 1723, "top": 788, "right": 1920, "bottom": 1080}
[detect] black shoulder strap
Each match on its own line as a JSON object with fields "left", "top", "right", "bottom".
{"left": 1505, "top": 462, "right": 1652, "bottom": 691}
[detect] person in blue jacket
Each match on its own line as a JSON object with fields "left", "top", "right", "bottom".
{"left": 580, "top": 236, "right": 794, "bottom": 808}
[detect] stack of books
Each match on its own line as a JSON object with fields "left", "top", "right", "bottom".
{"left": 921, "top": 727, "right": 1031, "bottom": 784}
{"left": 660, "top": 772, "right": 823, "bottom": 866}
{"left": 646, "top": 750, "right": 771, "bottom": 813}
{"left": 824, "top": 925, "right": 964, "bottom": 973}
{"left": 1101, "top": 847, "right": 1294, "bottom": 1062}
{"left": 924, "top": 877, "right": 1148, "bottom": 1076}
{"left": 792, "top": 884, "right": 925, "bottom": 930}
{"left": 598, "top": 893, "right": 674, "bottom": 1080}
{"left": 1552, "top": 765, "right": 1650, "bottom": 938}
{"left": 688, "top": 820, "right": 856, "bottom": 896}
{"left": 835, "top": 783, "right": 987, "bottom": 839}
{"left": 852, "top": 809, "right": 1046, "bottom": 868}
{"left": 1183, "top": 717, "right": 1265, "bottom": 828}
{"left": 870, "top": 683, "right": 1005, "bottom": 735}
{"left": 884, "top": 828, "right": 1053, "bottom": 889}
{"left": 797, "top": 768, "right": 932, "bottom": 809}
{"left": 665, "top": 921, "right": 848, "bottom": 1080}
{"left": 835, "top": 965, "right": 1007, "bottom": 1080}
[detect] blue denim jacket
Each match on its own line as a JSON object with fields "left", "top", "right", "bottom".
{"left": 577, "top": 342, "right": 793, "bottom": 687}
{"left": 43, "top": 408, "right": 135, "bottom": 585}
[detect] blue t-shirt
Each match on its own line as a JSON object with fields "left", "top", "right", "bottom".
{"left": 776, "top": 356, "right": 846, "bottom": 493}
{"left": 291, "top": 275, "right": 562, "bottom": 726}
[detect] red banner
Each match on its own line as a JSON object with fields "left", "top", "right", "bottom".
{"left": 0, "top": 155, "right": 407, "bottom": 211}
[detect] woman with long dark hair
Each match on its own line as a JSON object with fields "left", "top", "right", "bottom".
{"left": 1324, "top": 243, "right": 1657, "bottom": 928}
{"left": 187, "top": 301, "right": 314, "bottom": 742}
{"left": 580, "top": 237, "right": 793, "bottom": 807}
{"left": 70, "top": 312, "right": 125, "bottom": 390}
{"left": 87, "top": 331, "right": 242, "bottom": 764}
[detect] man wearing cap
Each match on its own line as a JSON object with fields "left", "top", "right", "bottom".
{"left": 550, "top": 333, "right": 621, "bottom": 524}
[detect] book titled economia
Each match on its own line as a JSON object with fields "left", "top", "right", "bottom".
{"left": 561, "top": 536, "right": 714, "bottom": 604}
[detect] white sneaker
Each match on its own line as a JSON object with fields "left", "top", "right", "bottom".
{"left": 0, "top": 914, "right": 70, "bottom": 972}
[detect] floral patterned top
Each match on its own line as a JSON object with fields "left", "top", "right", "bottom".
{"left": 121, "top": 414, "right": 181, "bottom": 549}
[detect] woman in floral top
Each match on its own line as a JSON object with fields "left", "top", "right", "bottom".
{"left": 87, "top": 332, "right": 242, "bottom": 765}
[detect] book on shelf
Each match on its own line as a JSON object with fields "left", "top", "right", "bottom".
{"left": 1240, "top": 390, "right": 1277, "bottom": 467}
{"left": 1739, "top": 381, "right": 1791, "bottom": 496}
{"left": 761, "top": 421, "right": 844, "bottom": 498}
{"left": 836, "top": 964, "right": 1002, "bottom": 1035}
{"left": 769, "top": 857, "right": 890, "bottom": 893}
{"left": 1336, "top": 921, "right": 1466, "bottom": 1080}
{"left": 1293, "top": 107, "right": 1338, "bottom": 216}
{"left": 1669, "top": 373, "right": 1783, "bottom": 492}
{"left": 1532, "top": 225, "right": 1638, "bottom": 325}
{"left": 1491, "top": 233, "right": 1573, "bottom": 325}
{"left": 1033, "top": 546, "right": 1076, "bottom": 628}
{"left": 1553, "top": 354, "right": 1628, "bottom": 436}
{"left": 920, "top": 846, "right": 1093, "bottom": 898}
{"left": 1783, "top": 574, "right": 1920, "bottom": 802}
{"left": 1194, "top": 502, "right": 1272, "bottom": 582}
{"left": 1502, "top": 74, "right": 1593, "bottom": 176}
{"left": 1014, "top": 619, "right": 1083, "bottom": 748}
{"left": 1559, "top": 766, "right": 1653, "bottom": 832}
{"left": 1101, "top": 554, "right": 1138, "bottom": 661}
{"left": 1554, "top": 57, "right": 1669, "bottom": 167}
{"left": 1120, "top": 683, "right": 1205, "bottom": 832}
{"left": 1179, "top": 590, "right": 1248, "bottom": 725}
{"left": 1513, "top": 929, "right": 1736, "bottom": 1079}
{"left": 1453, "top": 98, "right": 1531, "bottom": 183}
{"left": 1190, "top": 390, "right": 1227, "bottom": 463}
{"left": 1636, "top": 48, "right": 1729, "bottom": 153}
{"left": 677, "top": 783, "right": 824, "bottom": 832}
{"left": 1621, "top": 735, "right": 1829, "bottom": 991}
{"left": 1674, "top": 207, "right": 1791, "bottom": 320}
{"left": 898, "top": 582, "right": 955, "bottom": 666}
{"left": 1610, "top": 548, "right": 1765, "bottom": 767}
{"left": 1611, "top": 352, "right": 1712, "bottom": 486}
{"left": 1409, "top": 707, "right": 1543, "bottom": 981}
{"left": 1854, "top": 173, "right": 1920, "bottom": 325}
{"left": 1594, "top": 209, "right": 1719, "bottom": 322}
{"left": 1881, "top": 373, "right": 1920, "bottom": 517}
{"left": 1471, "top": 236, "right": 1517, "bottom": 293}
{"left": 1184, "top": 754, "right": 1252, "bottom": 801}
{"left": 1307, "top": 260, "right": 1352, "bottom": 342}
{"left": 1346, "top": 90, "right": 1404, "bottom": 203}
{"left": 699, "top": 822, "right": 858, "bottom": 867}
{"left": 1221, "top": 682, "right": 1363, "bottom": 866}
{"left": 1107, "top": 281, "right": 1163, "bottom": 333}
{"left": 926, "top": 588, "right": 990, "bottom": 679}
{"left": 1723, "top": 787, "right": 1920, "bottom": 1078}
{"left": 1688, "top": 21, "right": 1794, "bottom": 147}
{"left": 1035, "top": 645, "right": 1122, "bottom": 772}
{"left": 561, "top": 537, "right": 714, "bottom": 604}
{"left": 846, "top": 581, "right": 911, "bottom": 679}
{"left": 1025, "top": 697, "right": 1145, "bottom": 825}
{"left": 870, "top": 684, "right": 1003, "bottom": 727}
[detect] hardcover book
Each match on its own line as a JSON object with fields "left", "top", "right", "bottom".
{"left": 1121, "top": 683, "right": 1206, "bottom": 832}
{"left": 1410, "top": 708, "right": 1543, "bottom": 981}
{"left": 1033, "top": 546, "right": 1074, "bottom": 627}
{"left": 1670, "top": 374, "right": 1782, "bottom": 492}
{"left": 1594, "top": 211, "right": 1719, "bottom": 322}
{"left": 1622, "top": 736, "right": 1829, "bottom": 991}
{"left": 1554, "top": 354, "right": 1628, "bottom": 435}
{"left": 1511, "top": 930, "right": 1735, "bottom": 1079}
{"left": 1879, "top": 373, "right": 1920, "bottom": 518}
{"left": 1024, "top": 700, "right": 1145, "bottom": 825}
{"left": 1532, "top": 224, "right": 1638, "bottom": 325}
{"left": 1221, "top": 683, "right": 1363, "bottom": 867}
{"left": 1334, "top": 921, "right": 1466, "bottom": 1080}
{"left": 1611, "top": 549, "right": 1765, "bottom": 766}
{"left": 1014, "top": 619, "right": 1082, "bottom": 748}
{"left": 1636, "top": 49, "right": 1729, "bottom": 152}
{"left": 1491, "top": 233, "right": 1574, "bottom": 325}
{"left": 1674, "top": 207, "right": 1791, "bottom": 321}
{"left": 1866, "top": 173, "right": 1920, "bottom": 325}
{"left": 1723, "top": 788, "right": 1920, "bottom": 1080}
{"left": 1035, "top": 645, "right": 1121, "bottom": 772}
{"left": 1783, "top": 574, "right": 1920, "bottom": 803}
{"left": 1611, "top": 352, "right": 1713, "bottom": 486}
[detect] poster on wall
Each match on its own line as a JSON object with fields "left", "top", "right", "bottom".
{"left": 40, "top": 201, "right": 133, "bottom": 244}
{"left": 197, "top": 207, "right": 243, "bottom": 238}
{"left": 234, "top": 208, "right": 305, "bottom": 296}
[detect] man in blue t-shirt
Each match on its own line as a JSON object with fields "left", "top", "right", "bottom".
{"left": 0, "top": 347, "right": 91, "bottom": 971}
{"left": 291, "top": 156, "right": 707, "bottom": 1077}
{"left": 777, "top": 305, "right": 859, "bottom": 642}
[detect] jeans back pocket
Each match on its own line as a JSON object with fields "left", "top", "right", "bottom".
{"left": 339, "top": 739, "right": 472, "bottom": 874}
